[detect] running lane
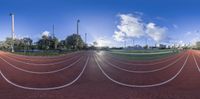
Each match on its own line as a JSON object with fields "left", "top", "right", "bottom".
{"left": 0, "top": 50, "right": 200, "bottom": 99}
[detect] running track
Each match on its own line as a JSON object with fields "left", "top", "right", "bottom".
{"left": 0, "top": 50, "right": 200, "bottom": 99}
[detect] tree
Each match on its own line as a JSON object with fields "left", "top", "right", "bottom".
{"left": 37, "top": 34, "right": 59, "bottom": 50}
{"left": 93, "top": 41, "right": 98, "bottom": 47}
{"left": 65, "top": 34, "right": 84, "bottom": 50}
{"left": 37, "top": 35, "right": 49, "bottom": 50}
{"left": 3, "top": 37, "right": 13, "bottom": 51}
{"left": 1, "top": 37, "right": 33, "bottom": 51}
{"left": 143, "top": 45, "right": 148, "bottom": 49}
{"left": 15, "top": 39, "right": 22, "bottom": 50}
{"left": 52, "top": 37, "right": 58, "bottom": 49}
{"left": 1, "top": 33, "right": 86, "bottom": 52}
{"left": 0, "top": 40, "right": 10, "bottom": 50}
{"left": 22, "top": 37, "right": 33, "bottom": 52}
{"left": 57, "top": 40, "right": 66, "bottom": 50}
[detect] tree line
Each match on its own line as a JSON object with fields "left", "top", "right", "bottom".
{"left": 0, "top": 34, "right": 86, "bottom": 52}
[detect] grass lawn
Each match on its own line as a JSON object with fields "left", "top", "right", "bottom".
{"left": 13, "top": 50, "right": 76, "bottom": 56}
{"left": 109, "top": 49, "right": 181, "bottom": 60}
{"left": 110, "top": 49, "right": 178, "bottom": 53}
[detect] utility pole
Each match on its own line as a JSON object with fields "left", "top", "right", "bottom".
{"left": 77, "top": 19, "right": 80, "bottom": 35}
{"left": 10, "top": 13, "right": 15, "bottom": 52}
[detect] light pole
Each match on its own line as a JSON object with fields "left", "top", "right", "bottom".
{"left": 77, "top": 19, "right": 80, "bottom": 35}
{"left": 52, "top": 24, "right": 55, "bottom": 38}
{"left": 85, "top": 33, "right": 87, "bottom": 44}
{"left": 76, "top": 19, "right": 80, "bottom": 50}
{"left": 132, "top": 39, "right": 134, "bottom": 47}
{"left": 124, "top": 40, "right": 126, "bottom": 48}
{"left": 52, "top": 24, "right": 57, "bottom": 49}
{"left": 10, "top": 13, "right": 15, "bottom": 52}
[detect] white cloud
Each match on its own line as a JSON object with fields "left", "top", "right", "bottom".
{"left": 14, "top": 34, "right": 30, "bottom": 39}
{"left": 113, "top": 13, "right": 168, "bottom": 43}
{"left": 146, "top": 23, "right": 167, "bottom": 43}
{"left": 184, "top": 30, "right": 200, "bottom": 46}
{"left": 191, "top": 38, "right": 200, "bottom": 46}
{"left": 113, "top": 14, "right": 145, "bottom": 42}
{"left": 96, "top": 38, "right": 111, "bottom": 47}
{"left": 113, "top": 31, "right": 126, "bottom": 42}
{"left": 178, "top": 40, "right": 185, "bottom": 46}
{"left": 42, "top": 31, "right": 50, "bottom": 37}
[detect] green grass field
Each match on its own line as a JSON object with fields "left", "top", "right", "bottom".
{"left": 13, "top": 50, "right": 76, "bottom": 56}
{"left": 108, "top": 49, "right": 181, "bottom": 60}
{"left": 110, "top": 49, "right": 178, "bottom": 53}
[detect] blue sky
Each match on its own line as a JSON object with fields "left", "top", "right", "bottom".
{"left": 0, "top": 0, "right": 200, "bottom": 47}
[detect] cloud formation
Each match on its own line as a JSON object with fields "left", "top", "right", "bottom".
{"left": 184, "top": 30, "right": 200, "bottom": 45}
{"left": 113, "top": 14, "right": 145, "bottom": 41}
{"left": 42, "top": 31, "right": 50, "bottom": 37}
{"left": 146, "top": 23, "right": 167, "bottom": 43}
{"left": 113, "top": 14, "right": 168, "bottom": 43}
{"left": 96, "top": 37, "right": 111, "bottom": 47}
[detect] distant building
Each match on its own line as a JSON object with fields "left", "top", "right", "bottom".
{"left": 159, "top": 44, "right": 167, "bottom": 49}
{"left": 196, "top": 41, "right": 200, "bottom": 49}
{"left": 125, "top": 45, "right": 144, "bottom": 50}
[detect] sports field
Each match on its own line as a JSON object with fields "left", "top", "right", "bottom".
{"left": 108, "top": 49, "right": 180, "bottom": 60}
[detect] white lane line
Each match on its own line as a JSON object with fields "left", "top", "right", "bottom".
{"left": 0, "top": 57, "right": 89, "bottom": 90}
{"left": 95, "top": 54, "right": 189, "bottom": 88}
{"left": 104, "top": 52, "right": 184, "bottom": 66}
{"left": 0, "top": 57, "right": 83, "bottom": 74}
{"left": 96, "top": 54, "right": 186, "bottom": 73}
{"left": 192, "top": 54, "right": 200, "bottom": 72}
{"left": 2, "top": 55, "right": 80, "bottom": 66}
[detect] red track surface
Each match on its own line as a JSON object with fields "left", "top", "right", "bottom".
{"left": 0, "top": 50, "right": 200, "bottom": 99}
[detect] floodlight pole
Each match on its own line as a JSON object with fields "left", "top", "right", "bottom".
{"left": 124, "top": 40, "right": 126, "bottom": 48}
{"left": 10, "top": 13, "right": 15, "bottom": 52}
{"left": 52, "top": 24, "right": 55, "bottom": 38}
{"left": 77, "top": 19, "right": 80, "bottom": 35}
{"left": 76, "top": 19, "right": 80, "bottom": 50}
{"left": 85, "top": 33, "right": 87, "bottom": 44}
{"left": 52, "top": 24, "right": 57, "bottom": 49}
{"left": 146, "top": 38, "right": 148, "bottom": 46}
{"left": 188, "top": 42, "right": 190, "bottom": 49}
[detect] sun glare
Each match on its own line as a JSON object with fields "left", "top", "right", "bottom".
{"left": 95, "top": 38, "right": 111, "bottom": 47}
{"left": 96, "top": 39, "right": 104, "bottom": 47}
